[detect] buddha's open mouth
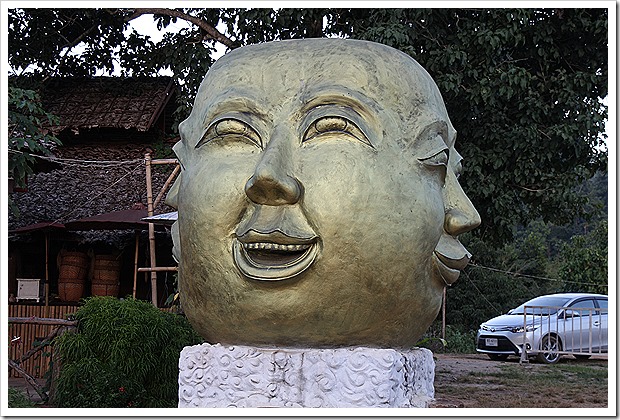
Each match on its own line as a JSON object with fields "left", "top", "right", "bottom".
{"left": 233, "top": 234, "right": 319, "bottom": 281}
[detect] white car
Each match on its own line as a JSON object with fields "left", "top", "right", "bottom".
{"left": 476, "top": 293, "right": 608, "bottom": 363}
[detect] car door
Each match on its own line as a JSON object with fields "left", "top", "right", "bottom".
{"left": 594, "top": 298, "right": 608, "bottom": 352}
{"left": 564, "top": 299, "right": 597, "bottom": 353}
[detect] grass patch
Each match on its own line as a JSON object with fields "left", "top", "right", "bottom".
{"left": 8, "top": 388, "right": 36, "bottom": 408}
{"left": 434, "top": 358, "right": 608, "bottom": 408}
{"left": 555, "top": 364, "right": 608, "bottom": 380}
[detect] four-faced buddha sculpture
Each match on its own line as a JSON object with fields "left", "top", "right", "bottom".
{"left": 166, "top": 39, "right": 481, "bottom": 348}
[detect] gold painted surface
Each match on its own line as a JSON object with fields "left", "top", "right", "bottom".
{"left": 166, "top": 39, "right": 480, "bottom": 348}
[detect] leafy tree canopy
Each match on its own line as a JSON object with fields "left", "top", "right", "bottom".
{"left": 8, "top": 7, "right": 608, "bottom": 244}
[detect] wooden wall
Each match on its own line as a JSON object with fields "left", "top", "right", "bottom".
{"left": 8, "top": 304, "right": 80, "bottom": 378}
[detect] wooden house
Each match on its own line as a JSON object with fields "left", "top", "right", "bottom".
{"left": 8, "top": 77, "right": 181, "bottom": 377}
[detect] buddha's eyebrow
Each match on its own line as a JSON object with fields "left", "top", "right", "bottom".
{"left": 298, "top": 86, "right": 379, "bottom": 122}
{"left": 202, "top": 90, "right": 268, "bottom": 125}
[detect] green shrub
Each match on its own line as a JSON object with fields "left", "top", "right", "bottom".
{"left": 418, "top": 322, "right": 476, "bottom": 354}
{"left": 8, "top": 388, "right": 36, "bottom": 408}
{"left": 52, "top": 297, "right": 203, "bottom": 408}
{"left": 443, "top": 325, "right": 476, "bottom": 354}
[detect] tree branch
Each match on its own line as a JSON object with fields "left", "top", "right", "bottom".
{"left": 59, "top": 22, "right": 100, "bottom": 53}
{"left": 125, "top": 8, "right": 236, "bottom": 49}
{"left": 7, "top": 359, "right": 48, "bottom": 401}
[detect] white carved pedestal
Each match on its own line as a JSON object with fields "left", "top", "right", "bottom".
{"left": 178, "top": 343, "right": 435, "bottom": 408}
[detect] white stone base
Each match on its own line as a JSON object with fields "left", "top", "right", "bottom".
{"left": 178, "top": 343, "right": 435, "bottom": 408}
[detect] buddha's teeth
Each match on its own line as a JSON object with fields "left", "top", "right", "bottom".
{"left": 243, "top": 242, "right": 311, "bottom": 252}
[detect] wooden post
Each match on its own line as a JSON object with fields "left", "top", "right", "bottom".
{"left": 137, "top": 267, "right": 178, "bottom": 272}
{"left": 153, "top": 164, "right": 180, "bottom": 209}
{"left": 145, "top": 153, "right": 158, "bottom": 306}
{"left": 442, "top": 287, "right": 446, "bottom": 340}
{"left": 44, "top": 233, "right": 49, "bottom": 317}
{"left": 132, "top": 231, "right": 139, "bottom": 299}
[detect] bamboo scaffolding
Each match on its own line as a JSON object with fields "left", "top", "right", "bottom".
{"left": 150, "top": 158, "right": 178, "bottom": 165}
{"left": 137, "top": 267, "right": 178, "bottom": 272}
{"left": 140, "top": 153, "right": 179, "bottom": 306}
{"left": 153, "top": 164, "right": 180, "bottom": 209}
{"left": 8, "top": 317, "right": 78, "bottom": 326}
{"left": 133, "top": 232, "right": 140, "bottom": 299}
{"left": 145, "top": 153, "right": 158, "bottom": 306}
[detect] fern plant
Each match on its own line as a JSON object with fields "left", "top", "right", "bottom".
{"left": 52, "top": 296, "right": 202, "bottom": 408}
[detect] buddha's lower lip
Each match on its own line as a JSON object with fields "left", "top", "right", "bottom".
{"left": 433, "top": 251, "right": 468, "bottom": 286}
{"left": 232, "top": 238, "right": 319, "bottom": 281}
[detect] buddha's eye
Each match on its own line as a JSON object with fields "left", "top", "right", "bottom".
{"left": 419, "top": 149, "right": 449, "bottom": 168}
{"left": 196, "top": 118, "right": 262, "bottom": 149}
{"left": 419, "top": 148, "right": 449, "bottom": 184}
{"left": 303, "top": 116, "right": 372, "bottom": 147}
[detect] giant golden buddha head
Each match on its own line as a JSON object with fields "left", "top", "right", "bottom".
{"left": 167, "top": 39, "right": 480, "bottom": 348}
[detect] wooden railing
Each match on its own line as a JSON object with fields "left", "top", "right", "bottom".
{"left": 8, "top": 304, "right": 80, "bottom": 378}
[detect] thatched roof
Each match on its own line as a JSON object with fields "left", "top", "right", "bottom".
{"left": 9, "top": 145, "right": 177, "bottom": 232}
{"left": 9, "top": 77, "right": 180, "bottom": 243}
{"left": 42, "top": 77, "right": 176, "bottom": 135}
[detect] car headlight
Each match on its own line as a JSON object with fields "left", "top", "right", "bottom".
{"left": 511, "top": 325, "right": 538, "bottom": 333}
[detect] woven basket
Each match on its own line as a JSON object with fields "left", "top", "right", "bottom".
{"left": 91, "top": 283, "right": 119, "bottom": 298}
{"left": 58, "top": 251, "right": 88, "bottom": 302}
{"left": 91, "top": 255, "right": 121, "bottom": 297}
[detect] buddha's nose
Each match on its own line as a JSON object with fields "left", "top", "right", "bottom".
{"left": 244, "top": 128, "right": 302, "bottom": 206}
{"left": 444, "top": 179, "right": 481, "bottom": 237}
{"left": 445, "top": 207, "right": 481, "bottom": 237}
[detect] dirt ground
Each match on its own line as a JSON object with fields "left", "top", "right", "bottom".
{"left": 9, "top": 353, "right": 608, "bottom": 409}
{"left": 431, "top": 353, "right": 609, "bottom": 408}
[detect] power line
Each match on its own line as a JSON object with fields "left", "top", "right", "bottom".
{"left": 8, "top": 148, "right": 143, "bottom": 167}
{"left": 467, "top": 263, "right": 608, "bottom": 288}
{"left": 51, "top": 162, "right": 144, "bottom": 224}
{"left": 460, "top": 269, "right": 502, "bottom": 314}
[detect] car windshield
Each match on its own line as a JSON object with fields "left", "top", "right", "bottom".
{"left": 511, "top": 296, "right": 573, "bottom": 315}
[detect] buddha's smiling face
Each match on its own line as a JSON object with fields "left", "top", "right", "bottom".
{"left": 168, "top": 39, "right": 480, "bottom": 348}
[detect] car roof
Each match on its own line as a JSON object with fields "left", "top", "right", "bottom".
{"left": 537, "top": 293, "right": 607, "bottom": 300}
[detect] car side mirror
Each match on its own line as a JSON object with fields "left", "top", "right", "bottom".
{"left": 562, "top": 309, "right": 580, "bottom": 319}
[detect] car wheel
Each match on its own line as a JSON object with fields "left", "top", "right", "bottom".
{"left": 536, "top": 334, "right": 562, "bottom": 364}
{"left": 488, "top": 354, "right": 509, "bottom": 361}
{"left": 574, "top": 355, "right": 591, "bottom": 360}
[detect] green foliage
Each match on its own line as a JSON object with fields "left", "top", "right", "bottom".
{"left": 343, "top": 8, "right": 608, "bottom": 243}
{"left": 52, "top": 297, "right": 202, "bottom": 408}
{"left": 8, "top": 85, "right": 61, "bottom": 183}
{"left": 443, "top": 326, "right": 477, "bottom": 354}
{"left": 8, "top": 388, "right": 37, "bottom": 408}
{"left": 446, "top": 231, "right": 557, "bottom": 332}
{"left": 557, "top": 221, "right": 607, "bottom": 294}
{"left": 418, "top": 324, "right": 475, "bottom": 354}
{"left": 8, "top": 8, "right": 607, "bottom": 245}
{"left": 9, "top": 8, "right": 608, "bottom": 245}
{"left": 8, "top": 85, "right": 62, "bottom": 216}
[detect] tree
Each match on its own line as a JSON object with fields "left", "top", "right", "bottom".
{"left": 556, "top": 221, "right": 607, "bottom": 295}
{"left": 8, "top": 7, "right": 608, "bottom": 244}
{"left": 8, "top": 86, "right": 62, "bottom": 214}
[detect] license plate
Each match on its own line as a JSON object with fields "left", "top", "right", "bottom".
{"left": 485, "top": 338, "right": 498, "bottom": 347}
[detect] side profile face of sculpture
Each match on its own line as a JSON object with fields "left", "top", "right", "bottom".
{"left": 167, "top": 38, "right": 480, "bottom": 348}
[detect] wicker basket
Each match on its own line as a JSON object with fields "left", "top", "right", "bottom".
{"left": 58, "top": 251, "right": 88, "bottom": 302}
{"left": 91, "top": 255, "right": 121, "bottom": 297}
